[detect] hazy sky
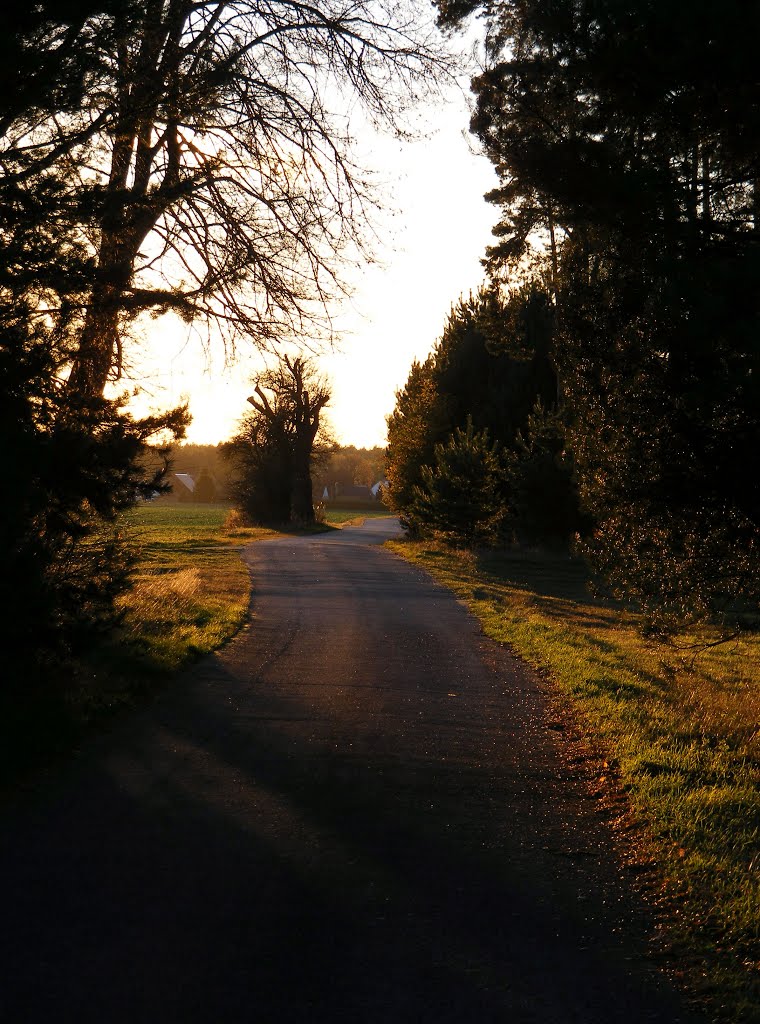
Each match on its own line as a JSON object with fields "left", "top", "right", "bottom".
{"left": 124, "top": 69, "right": 497, "bottom": 449}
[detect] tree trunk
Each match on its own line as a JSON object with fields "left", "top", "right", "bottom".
{"left": 290, "top": 446, "right": 315, "bottom": 523}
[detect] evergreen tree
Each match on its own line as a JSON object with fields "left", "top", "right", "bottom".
{"left": 386, "top": 285, "right": 584, "bottom": 545}
{"left": 438, "top": 0, "right": 760, "bottom": 629}
{"left": 0, "top": 318, "right": 187, "bottom": 680}
{"left": 385, "top": 357, "right": 443, "bottom": 529}
{"left": 0, "top": 7, "right": 188, "bottom": 682}
{"left": 505, "top": 404, "right": 588, "bottom": 547}
{"left": 408, "top": 419, "right": 507, "bottom": 546}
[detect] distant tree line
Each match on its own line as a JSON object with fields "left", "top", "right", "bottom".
{"left": 390, "top": 0, "right": 760, "bottom": 636}
{"left": 159, "top": 439, "right": 385, "bottom": 512}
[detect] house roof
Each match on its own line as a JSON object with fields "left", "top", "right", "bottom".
{"left": 173, "top": 473, "right": 195, "bottom": 492}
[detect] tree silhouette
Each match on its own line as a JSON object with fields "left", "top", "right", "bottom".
{"left": 439, "top": 0, "right": 760, "bottom": 630}
{"left": 1, "top": 1, "right": 448, "bottom": 397}
{"left": 0, "top": 3, "right": 189, "bottom": 678}
{"left": 226, "top": 355, "right": 332, "bottom": 525}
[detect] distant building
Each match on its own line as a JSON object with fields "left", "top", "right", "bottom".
{"left": 172, "top": 473, "right": 195, "bottom": 502}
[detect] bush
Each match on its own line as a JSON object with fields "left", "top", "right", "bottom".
{"left": 505, "top": 404, "right": 590, "bottom": 547}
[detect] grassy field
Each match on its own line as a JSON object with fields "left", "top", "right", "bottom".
{"left": 387, "top": 539, "right": 760, "bottom": 1023}
{"left": 2, "top": 502, "right": 392, "bottom": 786}
{"left": 322, "top": 505, "right": 392, "bottom": 525}
{"left": 115, "top": 504, "right": 272, "bottom": 667}
{"left": 75, "top": 503, "right": 273, "bottom": 718}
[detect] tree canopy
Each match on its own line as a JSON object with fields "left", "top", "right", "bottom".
{"left": 435, "top": 0, "right": 760, "bottom": 630}
{"left": 0, "top": 0, "right": 447, "bottom": 674}
{"left": 224, "top": 355, "right": 333, "bottom": 525}
{"left": 2, "top": 0, "right": 448, "bottom": 397}
{"left": 386, "top": 287, "right": 583, "bottom": 545}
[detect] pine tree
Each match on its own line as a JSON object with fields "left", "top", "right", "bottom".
{"left": 409, "top": 419, "right": 507, "bottom": 546}
{"left": 505, "top": 404, "right": 588, "bottom": 547}
{"left": 438, "top": 0, "right": 760, "bottom": 629}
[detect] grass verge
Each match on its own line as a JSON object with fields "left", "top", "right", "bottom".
{"left": 1, "top": 503, "right": 271, "bottom": 789}
{"left": 387, "top": 538, "right": 760, "bottom": 1023}
{"left": 77, "top": 503, "right": 274, "bottom": 716}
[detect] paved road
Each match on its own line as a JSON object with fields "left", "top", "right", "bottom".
{"left": 0, "top": 519, "right": 698, "bottom": 1023}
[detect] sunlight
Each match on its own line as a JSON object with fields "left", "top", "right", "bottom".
{"left": 120, "top": 83, "right": 496, "bottom": 448}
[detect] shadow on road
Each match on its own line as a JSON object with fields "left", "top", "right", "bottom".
{"left": 0, "top": 524, "right": 698, "bottom": 1023}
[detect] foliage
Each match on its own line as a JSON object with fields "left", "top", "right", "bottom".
{"left": 0, "top": 3, "right": 194, "bottom": 684}
{"left": 314, "top": 446, "right": 386, "bottom": 496}
{"left": 505, "top": 403, "right": 588, "bottom": 547}
{"left": 224, "top": 407, "right": 293, "bottom": 525}
{"left": 0, "top": 320, "right": 188, "bottom": 683}
{"left": 385, "top": 356, "right": 442, "bottom": 525}
{"left": 386, "top": 287, "right": 583, "bottom": 545}
{"left": 192, "top": 467, "right": 217, "bottom": 504}
{"left": 224, "top": 355, "right": 332, "bottom": 525}
{"left": 166, "top": 444, "right": 232, "bottom": 499}
{"left": 438, "top": 0, "right": 760, "bottom": 630}
{"left": 408, "top": 418, "right": 507, "bottom": 545}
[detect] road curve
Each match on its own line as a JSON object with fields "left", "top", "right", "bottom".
{"left": 0, "top": 519, "right": 699, "bottom": 1023}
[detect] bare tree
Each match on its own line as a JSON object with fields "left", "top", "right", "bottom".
{"left": 246, "top": 354, "right": 331, "bottom": 523}
{"left": 1, "top": 1, "right": 449, "bottom": 397}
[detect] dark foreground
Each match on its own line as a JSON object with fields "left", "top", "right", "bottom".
{"left": 0, "top": 520, "right": 698, "bottom": 1023}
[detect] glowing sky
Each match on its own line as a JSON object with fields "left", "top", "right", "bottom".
{"left": 124, "top": 76, "right": 497, "bottom": 449}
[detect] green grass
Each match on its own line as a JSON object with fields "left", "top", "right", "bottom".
{"left": 76, "top": 503, "right": 275, "bottom": 716}
{"left": 0, "top": 503, "right": 273, "bottom": 788}
{"left": 323, "top": 504, "right": 392, "bottom": 526}
{"left": 387, "top": 539, "right": 760, "bottom": 1023}
{"left": 85, "top": 501, "right": 390, "bottom": 706}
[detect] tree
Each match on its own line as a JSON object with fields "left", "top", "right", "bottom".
{"left": 315, "top": 446, "right": 386, "bottom": 497}
{"left": 192, "top": 468, "right": 217, "bottom": 503}
{"left": 0, "top": 4, "right": 189, "bottom": 681}
{"left": 0, "top": 0, "right": 443, "bottom": 677}
{"left": 386, "top": 286, "right": 580, "bottom": 543}
{"left": 504, "top": 403, "right": 588, "bottom": 547}
{"left": 408, "top": 418, "right": 507, "bottom": 545}
{"left": 225, "top": 355, "right": 332, "bottom": 524}
{"left": 1, "top": 1, "right": 448, "bottom": 398}
{"left": 385, "top": 356, "right": 443, "bottom": 527}
{"left": 0, "top": 315, "right": 188, "bottom": 680}
{"left": 439, "top": 0, "right": 760, "bottom": 630}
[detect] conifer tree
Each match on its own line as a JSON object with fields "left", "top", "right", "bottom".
{"left": 438, "top": 0, "right": 760, "bottom": 628}
{"left": 408, "top": 419, "right": 507, "bottom": 546}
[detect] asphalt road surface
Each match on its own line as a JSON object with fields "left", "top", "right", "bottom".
{"left": 0, "top": 519, "right": 700, "bottom": 1023}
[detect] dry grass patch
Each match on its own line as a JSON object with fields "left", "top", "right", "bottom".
{"left": 388, "top": 539, "right": 760, "bottom": 1023}
{"left": 117, "top": 503, "right": 274, "bottom": 669}
{"left": 78, "top": 504, "right": 275, "bottom": 712}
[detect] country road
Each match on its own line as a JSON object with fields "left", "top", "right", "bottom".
{"left": 0, "top": 519, "right": 699, "bottom": 1023}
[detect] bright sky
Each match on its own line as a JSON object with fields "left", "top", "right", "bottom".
{"left": 124, "top": 68, "right": 497, "bottom": 449}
